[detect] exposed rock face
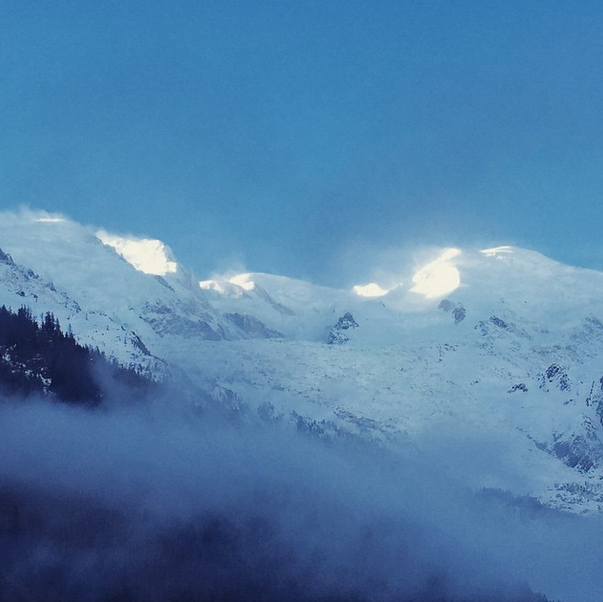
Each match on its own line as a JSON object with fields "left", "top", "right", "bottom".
{"left": 553, "top": 435, "right": 596, "bottom": 472}
{"left": 539, "top": 363, "right": 571, "bottom": 392}
{"left": 141, "top": 302, "right": 223, "bottom": 340}
{"left": 327, "top": 312, "right": 359, "bottom": 345}
{"left": 490, "top": 315, "right": 509, "bottom": 330}
{"left": 438, "top": 299, "right": 466, "bottom": 323}
{"left": 225, "top": 312, "right": 282, "bottom": 338}
{"left": 0, "top": 248, "right": 13, "bottom": 264}
{"left": 572, "top": 316, "right": 603, "bottom": 345}
{"left": 452, "top": 304, "right": 466, "bottom": 323}
{"left": 587, "top": 377, "right": 603, "bottom": 428}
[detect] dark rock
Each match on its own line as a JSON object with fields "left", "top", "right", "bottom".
{"left": 225, "top": 312, "right": 282, "bottom": 338}
{"left": 439, "top": 300, "right": 465, "bottom": 324}
{"left": 490, "top": 316, "right": 509, "bottom": 330}
{"left": 438, "top": 299, "right": 453, "bottom": 312}
{"left": 141, "top": 302, "right": 222, "bottom": 340}
{"left": 539, "top": 363, "right": 571, "bottom": 392}
{"left": 553, "top": 436, "right": 595, "bottom": 472}
{"left": 327, "top": 312, "right": 359, "bottom": 345}
{"left": 0, "top": 248, "right": 13, "bottom": 264}
{"left": 453, "top": 304, "right": 466, "bottom": 324}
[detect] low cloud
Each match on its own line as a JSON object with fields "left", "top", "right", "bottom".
{"left": 0, "top": 395, "right": 600, "bottom": 602}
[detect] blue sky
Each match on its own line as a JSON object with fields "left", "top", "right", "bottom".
{"left": 1, "top": 1, "right": 603, "bottom": 285}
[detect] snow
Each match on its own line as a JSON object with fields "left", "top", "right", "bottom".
{"left": 410, "top": 247, "right": 462, "bottom": 298}
{"left": 96, "top": 230, "right": 178, "bottom": 276}
{"left": 352, "top": 282, "right": 390, "bottom": 297}
{"left": 3, "top": 209, "right": 603, "bottom": 518}
{"left": 199, "top": 279, "right": 245, "bottom": 296}
{"left": 228, "top": 273, "right": 256, "bottom": 291}
{"left": 480, "top": 245, "right": 515, "bottom": 257}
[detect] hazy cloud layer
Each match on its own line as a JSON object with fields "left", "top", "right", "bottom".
{"left": 1, "top": 395, "right": 601, "bottom": 602}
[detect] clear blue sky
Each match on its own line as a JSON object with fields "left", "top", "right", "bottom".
{"left": 1, "top": 1, "right": 603, "bottom": 285}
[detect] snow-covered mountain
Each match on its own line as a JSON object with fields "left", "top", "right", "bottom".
{"left": 3, "top": 210, "right": 603, "bottom": 515}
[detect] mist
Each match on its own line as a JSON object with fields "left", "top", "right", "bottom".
{"left": 0, "top": 394, "right": 600, "bottom": 602}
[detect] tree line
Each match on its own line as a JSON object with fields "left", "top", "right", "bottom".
{"left": 0, "top": 305, "right": 152, "bottom": 404}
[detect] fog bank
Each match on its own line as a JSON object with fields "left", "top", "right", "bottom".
{"left": 0, "top": 397, "right": 599, "bottom": 601}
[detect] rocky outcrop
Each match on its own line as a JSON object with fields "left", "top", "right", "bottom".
{"left": 327, "top": 312, "right": 359, "bottom": 345}
{"left": 141, "top": 301, "right": 223, "bottom": 340}
{"left": 538, "top": 363, "right": 571, "bottom": 392}
{"left": 0, "top": 248, "right": 13, "bottom": 264}
{"left": 225, "top": 312, "right": 282, "bottom": 338}
{"left": 552, "top": 434, "right": 596, "bottom": 472}
{"left": 438, "top": 299, "right": 466, "bottom": 324}
{"left": 586, "top": 376, "right": 603, "bottom": 428}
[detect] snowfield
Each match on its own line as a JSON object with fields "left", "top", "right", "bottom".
{"left": 2, "top": 209, "right": 603, "bottom": 516}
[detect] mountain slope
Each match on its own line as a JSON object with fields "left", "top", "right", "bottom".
{"left": 0, "top": 304, "right": 152, "bottom": 403}
{"left": 2, "top": 212, "right": 603, "bottom": 514}
{"left": 5, "top": 211, "right": 603, "bottom": 602}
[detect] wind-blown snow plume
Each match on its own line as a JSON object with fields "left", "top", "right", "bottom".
{"left": 96, "top": 230, "right": 178, "bottom": 275}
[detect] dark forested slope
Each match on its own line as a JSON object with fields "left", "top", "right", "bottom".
{"left": 0, "top": 305, "right": 151, "bottom": 404}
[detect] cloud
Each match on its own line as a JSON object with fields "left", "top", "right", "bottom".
{"left": 0, "top": 206, "right": 68, "bottom": 225}
{"left": 0, "top": 392, "right": 600, "bottom": 602}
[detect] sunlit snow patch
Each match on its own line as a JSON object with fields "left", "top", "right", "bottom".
{"left": 199, "top": 280, "right": 226, "bottom": 293}
{"left": 410, "top": 248, "right": 461, "bottom": 298}
{"left": 199, "top": 279, "right": 246, "bottom": 296}
{"left": 228, "top": 273, "right": 256, "bottom": 291}
{"left": 480, "top": 245, "right": 514, "bottom": 257}
{"left": 96, "top": 231, "right": 177, "bottom": 276}
{"left": 352, "top": 282, "right": 390, "bottom": 298}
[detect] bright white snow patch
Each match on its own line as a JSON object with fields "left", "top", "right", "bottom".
{"left": 480, "top": 245, "right": 514, "bottom": 257}
{"left": 199, "top": 280, "right": 226, "bottom": 293}
{"left": 199, "top": 279, "right": 246, "bottom": 296}
{"left": 228, "top": 274, "right": 256, "bottom": 291}
{"left": 353, "top": 282, "right": 390, "bottom": 298}
{"left": 411, "top": 248, "right": 461, "bottom": 298}
{"left": 96, "top": 231, "right": 177, "bottom": 276}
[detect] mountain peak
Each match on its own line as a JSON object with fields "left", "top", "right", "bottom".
{"left": 96, "top": 230, "right": 178, "bottom": 276}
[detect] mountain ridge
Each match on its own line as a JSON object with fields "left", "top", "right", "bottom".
{"left": 2, "top": 211, "right": 603, "bottom": 516}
